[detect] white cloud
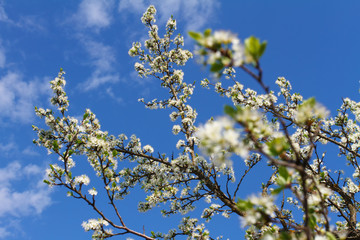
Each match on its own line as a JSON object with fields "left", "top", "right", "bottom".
{"left": 78, "top": 38, "right": 120, "bottom": 91}
{"left": 0, "top": 162, "right": 20, "bottom": 187}
{"left": 0, "top": 2, "right": 44, "bottom": 31}
{"left": 68, "top": 0, "right": 120, "bottom": 91}
{"left": 106, "top": 87, "right": 123, "bottom": 103}
{"left": 74, "top": 0, "right": 115, "bottom": 31}
{"left": 0, "top": 39, "right": 50, "bottom": 124}
{"left": 0, "top": 72, "right": 51, "bottom": 123}
{"left": 0, "top": 141, "right": 16, "bottom": 153}
{"left": 0, "top": 41, "right": 5, "bottom": 68}
{"left": 16, "top": 15, "right": 46, "bottom": 32}
{"left": 0, "top": 162, "right": 52, "bottom": 218}
{"left": 22, "top": 146, "right": 40, "bottom": 157}
{"left": 118, "top": 0, "right": 147, "bottom": 13}
{"left": 118, "top": 0, "right": 220, "bottom": 31}
{"left": 0, "top": 162, "right": 51, "bottom": 239}
{"left": 23, "top": 164, "right": 42, "bottom": 176}
{"left": 0, "top": 50, "right": 5, "bottom": 68}
{"left": 0, "top": 227, "right": 10, "bottom": 239}
{"left": 0, "top": 219, "right": 23, "bottom": 239}
{"left": 0, "top": 2, "right": 11, "bottom": 24}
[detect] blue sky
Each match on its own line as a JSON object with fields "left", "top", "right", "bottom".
{"left": 1, "top": 0, "right": 360, "bottom": 239}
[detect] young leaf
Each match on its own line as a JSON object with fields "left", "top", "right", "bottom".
{"left": 326, "top": 232, "right": 337, "bottom": 240}
{"left": 258, "top": 41, "right": 267, "bottom": 57}
{"left": 236, "top": 199, "right": 253, "bottom": 211}
{"left": 278, "top": 166, "right": 290, "bottom": 181}
{"left": 52, "top": 140, "right": 59, "bottom": 151}
{"left": 188, "top": 31, "right": 203, "bottom": 42}
{"left": 210, "top": 62, "right": 224, "bottom": 72}
{"left": 271, "top": 186, "right": 285, "bottom": 195}
{"left": 204, "top": 28, "right": 212, "bottom": 37}
{"left": 224, "top": 105, "right": 237, "bottom": 118}
{"left": 83, "top": 112, "right": 89, "bottom": 120}
{"left": 267, "top": 137, "right": 290, "bottom": 156}
{"left": 221, "top": 56, "right": 231, "bottom": 66}
{"left": 245, "top": 36, "right": 260, "bottom": 56}
{"left": 244, "top": 36, "right": 267, "bottom": 62}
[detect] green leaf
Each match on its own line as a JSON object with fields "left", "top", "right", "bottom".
{"left": 236, "top": 199, "right": 253, "bottom": 211}
{"left": 245, "top": 36, "right": 260, "bottom": 56}
{"left": 52, "top": 140, "right": 59, "bottom": 151}
{"left": 267, "top": 137, "right": 290, "bottom": 156}
{"left": 271, "top": 186, "right": 284, "bottom": 195}
{"left": 204, "top": 29, "right": 211, "bottom": 37}
{"left": 210, "top": 62, "right": 224, "bottom": 72}
{"left": 258, "top": 41, "right": 267, "bottom": 57}
{"left": 300, "top": 97, "right": 316, "bottom": 108}
{"left": 244, "top": 36, "right": 267, "bottom": 62}
{"left": 275, "top": 167, "right": 292, "bottom": 190}
{"left": 278, "top": 166, "right": 290, "bottom": 180}
{"left": 112, "top": 149, "right": 118, "bottom": 157}
{"left": 198, "top": 48, "right": 208, "bottom": 56}
{"left": 277, "top": 174, "right": 289, "bottom": 186}
{"left": 326, "top": 232, "right": 337, "bottom": 240}
{"left": 188, "top": 31, "right": 203, "bottom": 42}
{"left": 43, "top": 180, "right": 50, "bottom": 185}
{"left": 279, "top": 232, "right": 292, "bottom": 240}
{"left": 224, "top": 105, "right": 236, "bottom": 118}
{"left": 68, "top": 149, "right": 75, "bottom": 156}
{"left": 83, "top": 112, "right": 89, "bottom": 120}
{"left": 221, "top": 57, "right": 231, "bottom": 66}
{"left": 308, "top": 214, "right": 317, "bottom": 229}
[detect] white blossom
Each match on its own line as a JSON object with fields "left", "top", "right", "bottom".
{"left": 172, "top": 125, "right": 181, "bottom": 135}
{"left": 143, "top": 145, "right": 154, "bottom": 153}
{"left": 88, "top": 188, "right": 98, "bottom": 196}
{"left": 82, "top": 218, "right": 109, "bottom": 231}
{"left": 74, "top": 175, "right": 90, "bottom": 186}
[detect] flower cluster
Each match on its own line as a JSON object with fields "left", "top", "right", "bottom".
{"left": 196, "top": 117, "right": 247, "bottom": 165}
{"left": 295, "top": 97, "right": 329, "bottom": 126}
{"left": 82, "top": 218, "right": 111, "bottom": 239}
{"left": 238, "top": 194, "right": 275, "bottom": 227}
{"left": 33, "top": 5, "right": 360, "bottom": 240}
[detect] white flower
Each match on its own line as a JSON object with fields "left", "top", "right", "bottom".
{"left": 169, "top": 112, "right": 178, "bottom": 122}
{"left": 74, "top": 175, "right": 90, "bottom": 186}
{"left": 222, "top": 211, "right": 230, "bottom": 218}
{"left": 231, "top": 38, "right": 244, "bottom": 66}
{"left": 213, "top": 31, "right": 236, "bottom": 44}
{"left": 82, "top": 218, "right": 109, "bottom": 231}
{"left": 295, "top": 98, "right": 329, "bottom": 125}
{"left": 344, "top": 178, "right": 359, "bottom": 193}
{"left": 143, "top": 145, "right": 154, "bottom": 153}
{"left": 262, "top": 234, "right": 275, "bottom": 240}
{"left": 176, "top": 139, "right": 185, "bottom": 149}
{"left": 172, "top": 125, "right": 181, "bottom": 135}
{"left": 240, "top": 212, "right": 261, "bottom": 227}
{"left": 88, "top": 188, "right": 98, "bottom": 196}
{"left": 196, "top": 117, "right": 248, "bottom": 165}
{"left": 314, "top": 235, "right": 327, "bottom": 240}
{"left": 166, "top": 18, "right": 176, "bottom": 30}
{"left": 141, "top": 5, "right": 156, "bottom": 25}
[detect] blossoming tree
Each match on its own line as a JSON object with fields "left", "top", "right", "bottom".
{"left": 33, "top": 5, "right": 360, "bottom": 240}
